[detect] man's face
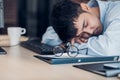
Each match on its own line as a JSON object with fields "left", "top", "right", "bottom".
{"left": 73, "top": 12, "right": 102, "bottom": 44}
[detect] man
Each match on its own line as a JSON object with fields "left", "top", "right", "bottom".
{"left": 42, "top": 0, "right": 120, "bottom": 56}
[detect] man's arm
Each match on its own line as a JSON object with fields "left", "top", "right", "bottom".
{"left": 42, "top": 26, "right": 62, "bottom": 46}
{"left": 87, "top": 20, "right": 120, "bottom": 56}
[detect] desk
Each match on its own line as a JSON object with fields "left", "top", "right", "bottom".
{"left": 0, "top": 46, "right": 119, "bottom": 80}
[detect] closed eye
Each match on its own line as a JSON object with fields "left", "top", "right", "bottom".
{"left": 82, "top": 20, "right": 85, "bottom": 30}
{"left": 82, "top": 20, "right": 88, "bottom": 30}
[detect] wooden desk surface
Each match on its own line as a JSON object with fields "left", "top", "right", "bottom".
{"left": 0, "top": 46, "right": 119, "bottom": 80}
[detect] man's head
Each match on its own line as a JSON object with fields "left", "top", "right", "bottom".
{"left": 50, "top": 0, "right": 102, "bottom": 43}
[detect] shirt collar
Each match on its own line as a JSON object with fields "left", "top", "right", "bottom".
{"left": 96, "top": 0, "right": 108, "bottom": 25}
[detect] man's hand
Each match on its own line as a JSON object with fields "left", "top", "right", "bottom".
{"left": 71, "top": 32, "right": 92, "bottom": 45}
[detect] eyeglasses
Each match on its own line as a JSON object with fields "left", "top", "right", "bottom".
{"left": 53, "top": 42, "right": 88, "bottom": 57}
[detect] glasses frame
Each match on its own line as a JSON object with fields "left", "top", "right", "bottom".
{"left": 53, "top": 43, "right": 88, "bottom": 57}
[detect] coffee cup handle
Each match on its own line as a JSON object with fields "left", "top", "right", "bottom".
{"left": 21, "top": 28, "right": 26, "bottom": 34}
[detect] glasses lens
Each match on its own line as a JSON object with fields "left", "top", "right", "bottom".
{"left": 53, "top": 46, "right": 63, "bottom": 57}
{"left": 66, "top": 45, "right": 78, "bottom": 57}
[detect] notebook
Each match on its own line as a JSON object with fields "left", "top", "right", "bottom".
{"left": 0, "top": 47, "right": 7, "bottom": 54}
{"left": 34, "top": 53, "right": 119, "bottom": 64}
{"left": 74, "top": 61, "right": 120, "bottom": 77}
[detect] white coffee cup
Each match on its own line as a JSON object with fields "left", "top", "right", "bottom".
{"left": 7, "top": 27, "right": 26, "bottom": 46}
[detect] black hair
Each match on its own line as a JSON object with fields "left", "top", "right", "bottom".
{"left": 50, "top": 0, "right": 86, "bottom": 43}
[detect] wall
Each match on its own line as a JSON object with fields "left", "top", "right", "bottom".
{"left": 0, "top": 0, "right": 18, "bottom": 34}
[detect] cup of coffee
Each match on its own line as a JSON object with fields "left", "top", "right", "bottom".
{"left": 7, "top": 27, "right": 26, "bottom": 46}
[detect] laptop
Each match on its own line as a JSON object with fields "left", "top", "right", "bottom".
{"left": 0, "top": 47, "right": 7, "bottom": 54}
{"left": 73, "top": 61, "right": 120, "bottom": 77}
{"left": 34, "top": 53, "right": 119, "bottom": 64}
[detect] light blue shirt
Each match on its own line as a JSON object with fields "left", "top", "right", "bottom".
{"left": 42, "top": 0, "right": 120, "bottom": 56}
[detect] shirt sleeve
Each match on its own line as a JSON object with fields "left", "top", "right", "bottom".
{"left": 42, "top": 26, "right": 62, "bottom": 46}
{"left": 87, "top": 20, "right": 120, "bottom": 56}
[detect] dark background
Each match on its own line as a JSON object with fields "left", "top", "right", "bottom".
{"left": 18, "top": 0, "right": 58, "bottom": 38}
{"left": 0, "top": 0, "right": 58, "bottom": 38}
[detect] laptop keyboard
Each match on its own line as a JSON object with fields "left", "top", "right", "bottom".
{"left": 20, "top": 38, "right": 54, "bottom": 55}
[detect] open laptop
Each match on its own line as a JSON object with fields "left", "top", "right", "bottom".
{"left": 0, "top": 47, "right": 7, "bottom": 54}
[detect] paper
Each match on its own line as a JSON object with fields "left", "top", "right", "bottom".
{"left": 39, "top": 53, "right": 92, "bottom": 58}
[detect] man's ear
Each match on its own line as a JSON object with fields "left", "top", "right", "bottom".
{"left": 80, "top": 3, "right": 91, "bottom": 12}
